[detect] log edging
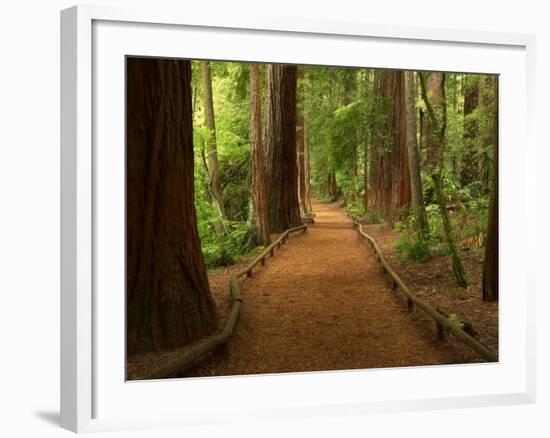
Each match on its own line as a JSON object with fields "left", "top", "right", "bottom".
{"left": 350, "top": 215, "right": 497, "bottom": 363}
{"left": 142, "top": 223, "right": 308, "bottom": 379}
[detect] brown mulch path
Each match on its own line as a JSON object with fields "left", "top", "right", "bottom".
{"left": 128, "top": 201, "right": 496, "bottom": 380}
{"left": 180, "top": 201, "right": 486, "bottom": 378}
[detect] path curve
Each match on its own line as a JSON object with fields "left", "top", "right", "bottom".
{"left": 187, "top": 201, "right": 470, "bottom": 377}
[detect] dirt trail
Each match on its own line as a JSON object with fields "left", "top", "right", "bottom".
{"left": 186, "top": 201, "right": 472, "bottom": 377}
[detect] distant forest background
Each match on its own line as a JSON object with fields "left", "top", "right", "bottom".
{"left": 189, "top": 62, "right": 497, "bottom": 284}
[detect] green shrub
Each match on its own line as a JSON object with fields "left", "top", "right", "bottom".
{"left": 395, "top": 235, "right": 432, "bottom": 263}
{"left": 345, "top": 201, "right": 365, "bottom": 218}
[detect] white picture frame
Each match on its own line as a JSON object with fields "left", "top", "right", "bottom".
{"left": 60, "top": 4, "right": 536, "bottom": 433}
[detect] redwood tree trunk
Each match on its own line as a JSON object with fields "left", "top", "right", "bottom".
{"left": 371, "top": 70, "right": 411, "bottom": 220}
{"left": 126, "top": 57, "right": 217, "bottom": 355}
{"left": 482, "top": 76, "right": 499, "bottom": 301}
{"left": 250, "top": 64, "right": 271, "bottom": 246}
{"left": 264, "top": 64, "right": 302, "bottom": 232}
{"left": 390, "top": 71, "right": 411, "bottom": 219}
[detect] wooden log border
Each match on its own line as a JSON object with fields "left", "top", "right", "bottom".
{"left": 351, "top": 215, "right": 498, "bottom": 363}
{"left": 142, "top": 224, "right": 308, "bottom": 380}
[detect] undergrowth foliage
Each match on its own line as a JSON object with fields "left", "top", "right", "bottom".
{"left": 189, "top": 61, "right": 494, "bottom": 285}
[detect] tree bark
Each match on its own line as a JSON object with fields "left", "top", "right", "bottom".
{"left": 250, "top": 64, "right": 271, "bottom": 246}
{"left": 482, "top": 76, "right": 499, "bottom": 301}
{"left": 371, "top": 70, "right": 411, "bottom": 220}
{"left": 404, "top": 71, "right": 429, "bottom": 235}
{"left": 200, "top": 61, "right": 227, "bottom": 228}
{"left": 419, "top": 72, "right": 469, "bottom": 288}
{"left": 264, "top": 64, "right": 303, "bottom": 232}
{"left": 390, "top": 71, "right": 411, "bottom": 218}
{"left": 126, "top": 57, "right": 217, "bottom": 355}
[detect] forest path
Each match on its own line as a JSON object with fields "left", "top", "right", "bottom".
{"left": 186, "top": 201, "right": 469, "bottom": 377}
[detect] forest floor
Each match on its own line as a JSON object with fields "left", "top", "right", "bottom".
{"left": 128, "top": 200, "right": 497, "bottom": 380}
{"left": 361, "top": 220, "right": 498, "bottom": 359}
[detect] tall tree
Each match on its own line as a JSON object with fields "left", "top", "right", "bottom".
{"left": 250, "top": 64, "right": 271, "bottom": 246}
{"left": 343, "top": 69, "right": 359, "bottom": 202}
{"left": 477, "top": 75, "right": 491, "bottom": 192}
{"left": 404, "top": 71, "right": 429, "bottom": 235}
{"left": 303, "top": 110, "right": 312, "bottom": 212}
{"left": 461, "top": 74, "right": 480, "bottom": 187}
{"left": 363, "top": 69, "right": 376, "bottom": 214}
{"left": 419, "top": 72, "right": 469, "bottom": 288}
{"left": 296, "top": 67, "right": 308, "bottom": 214}
{"left": 370, "top": 70, "right": 411, "bottom": 220}
{"left": 126, "top": 57, "right": 217, "bottom": 355}
{"left": 200, "top": 61, "right": 227, "bottom": 227}
{"left": 482, "top": 76, "right": 499, "bottom": 301}
{"left": 264, "top": 64, "right": 302, "bottom": 232}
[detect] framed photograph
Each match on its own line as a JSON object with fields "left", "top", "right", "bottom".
{"left": 61, "top": 5, "right": 536, "bottom": 433}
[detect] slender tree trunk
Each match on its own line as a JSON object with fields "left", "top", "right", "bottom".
{"left": 351, "top": 144, "right": 358, "bottom": 202}
{"left": 296, "top": 68, "right": 308, "bottom": 214}
{"left": 482, "top": 76, "right": 499, "bottom": 301}
{"left": 461, "top": 74, "right": 479, "bottom": 188}
{"left": 264, "top": 64, "right": 302, "bottom": 232}
{"left": 364, "top": 132, "right": 369, "bottom": 213}
{"left": 200, "top": 61, "right": 227, "bottom": 229}
{"left": 404, "top": 71, "right": 429, "bottom": 235}
{"left": 126, "top": 57, "right": 217, "bottom": 355}
{"left": 343, "top": 69, "right": 358, "bottom": 202}
{"left": 304, "top": 114, "right": 312, "bottom": 212}
{"left": 328, "top": 172, "right": 339, "bottom": 202}
{"left": 419, "top": 108, "right": 427, "bottom": 156}
{"left": 420, "top": 72, "right": 469, "bottom": 288}
{"left": 478, "top": 76, "right": 491, "bottom": 194}
{"left": 250, "top": 64, "right": 271, "bottom": 246}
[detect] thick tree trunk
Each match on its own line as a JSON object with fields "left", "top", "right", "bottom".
{"left": 404, "top": 71, "right": 429, "bottom": 235}
{"left": 250, "top": 64, "right": 271, "bottom": 246}
{"left": 482, "top": 76, "right": 499, "bottom": 301}
{"left": 200, "top": 61, "right": 227, "bottom": 227}
{"left": 390, "top": 71, "right": 411, "bottom": 219}
{"left": 264, "top": 64, "right": 303, "bottom": 232}
{"left": 420, "top": 72, "right": 469, "bottom": 288}
{"left": 371, "top": 71, "right": 391, "bottom": 216}
{"left": 126, "top": 57, "right": 217, "bottom": 355}
{"left": 371, "top": 70, "right": 411, "bottom": 220}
